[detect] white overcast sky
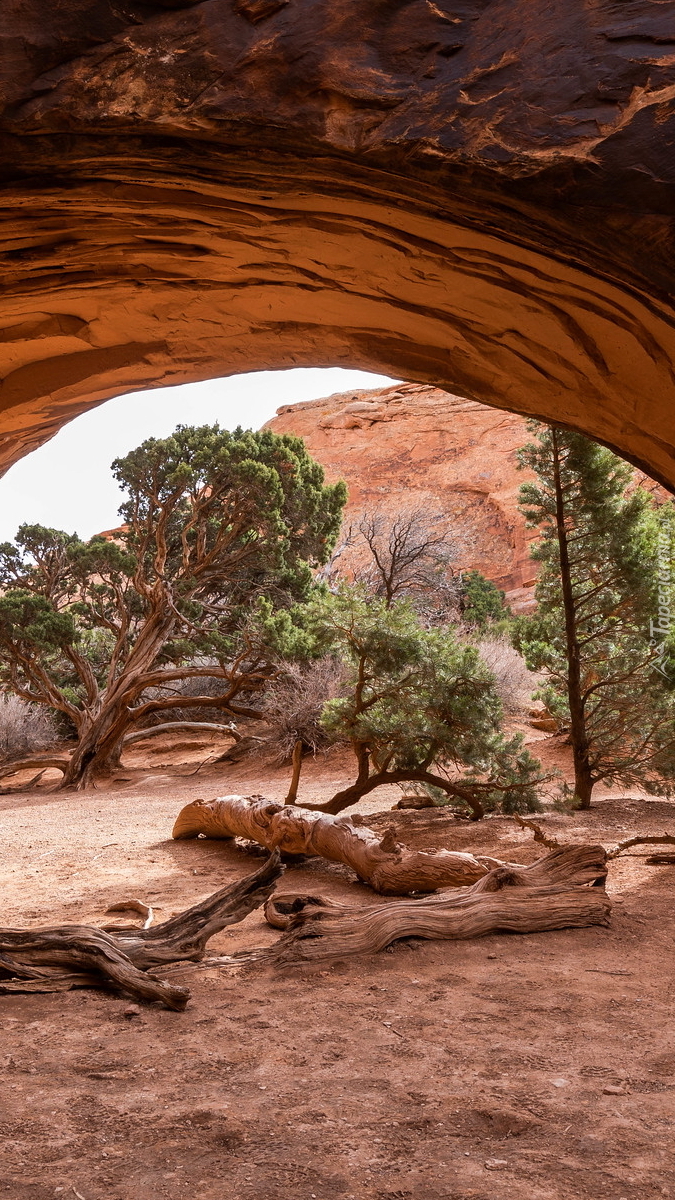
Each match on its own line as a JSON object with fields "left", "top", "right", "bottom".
{"left": 0, "top": 368, "right": 396, "bottom": 544}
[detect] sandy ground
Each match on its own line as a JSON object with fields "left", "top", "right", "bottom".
{"left": 1, "top": 734, "right": 675, "bottom": 1200}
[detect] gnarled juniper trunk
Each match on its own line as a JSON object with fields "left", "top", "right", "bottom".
{"left": 307, "top": 764, "right": 485, "bottom": 820}
{"left": 62, "top": 610, "right": 177, "bottom": 788}
{"left": 61, "top": 703, "right": 136, "bottom": 788}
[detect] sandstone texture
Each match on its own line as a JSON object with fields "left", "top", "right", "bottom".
{"left": 268, "top": 382, "right": 669, "bottom": 612}
{"left": 1, "top": 3, "right": 675, "bottom": 487}
{"left": 268, "top": 382, "right": 537, "bottom": 605}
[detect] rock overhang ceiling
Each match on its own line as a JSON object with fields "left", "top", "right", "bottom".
{"left": 1, "top": 0, "right": 675, "bottom": 484}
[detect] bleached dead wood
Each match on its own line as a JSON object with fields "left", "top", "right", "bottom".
{"left": 0, "top": 853, "right": 281, "bottom": 1007}
{"left": 121, "top": 721, "right": 240, "bottom": 747}
{"left": 264, "top": 844, "right": 610, "bottom": 964}
{"left": 606, "top": 833, "right": 675, "bottom": 859}
{"left": 101, "top": 899, "right": 154, "bottom": 932}
{"left": 172, "top": 794, "right": 494, "bottom": 893}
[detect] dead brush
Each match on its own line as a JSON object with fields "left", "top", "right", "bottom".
{"left": 476, "top": 635, "right": 541, "bottom": 715}
{"left": 0, "top": 693, "right": 59, "bottom": 762}
{"left": 261, "top": 657, "right": 347, "bottom": 765}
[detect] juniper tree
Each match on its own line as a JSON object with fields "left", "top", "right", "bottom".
{"left": 512, "top": 423, "right": 675, "bottom": 807}
{"left": 285, "top": 588, "right": 543, "bottom": 818}
{"left": 0, "top": 425, "right": 346, "bottom": 787}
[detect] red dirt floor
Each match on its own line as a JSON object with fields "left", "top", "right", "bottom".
{"left": 1, "top": 737, "right": 674, "bottom": 1200}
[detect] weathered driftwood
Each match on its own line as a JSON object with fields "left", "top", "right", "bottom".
{"left": 0, "top": 853, "right": 281, "bottom": 1008}
{"left": 101, "top": 898, "right": 154, "bottom": 932}
{"left": 172, "top": 794, "right": 495, "bottom": 894}
{"left": 121, "top": 721, "right": 240, "bottom": 748}
{"left": 264, "top": 844, "right": 609, "bottom": 964}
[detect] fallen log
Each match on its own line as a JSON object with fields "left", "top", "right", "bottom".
{"left": 172, "top": 794, "right": 494, "bottom": 893}
{"left": 0, "top": 852, "right": 281, "bottom": 1007}
{"left": 606, "top": 833, "right": 675, "bottom": 859}
{"left": 121, "top": 721, "right": 241, "bottom": 748}
{"left": 0, "top": 755, "right": 69, "bottom": 788}
{"left": 264, "top": 844, "right": 610, "bottom": 964}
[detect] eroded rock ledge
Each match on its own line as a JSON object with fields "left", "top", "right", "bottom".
{"left": 268, "top": 382, "right": 536, "bottom": 600}
{"left": 1, "top": 2, "right": 675, "bottom": 485}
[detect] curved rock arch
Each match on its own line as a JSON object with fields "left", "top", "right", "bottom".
{"left": 1, "top": 1, "right": 675, "bottom": 484}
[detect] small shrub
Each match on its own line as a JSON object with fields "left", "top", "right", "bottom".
{"left": 459, "top": 570, "right": 507, "bottom": 629}
{"left": 0, "top": 693, "right": 59, "bottom": 761}
{"left": 261, "top": 657, "right": 346, "bottom": 763}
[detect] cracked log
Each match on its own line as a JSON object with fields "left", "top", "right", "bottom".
{"left": 172, "top": 794, "right": 493, "bottom": 893}
{"left": 121, "top": 721, "right": 241, "bottom": 748}
{"left": 0, "top": 852, "right": 282, "bottom": 1008}
{"left": 264, "top": 844, "right": 610, "bottom": 964}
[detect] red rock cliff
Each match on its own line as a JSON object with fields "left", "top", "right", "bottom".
{"left": 267, "top": 383, "right": 539, "bottom": 609}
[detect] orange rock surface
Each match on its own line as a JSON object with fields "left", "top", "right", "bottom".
{"left": 267, "top": 382, "right": 538, "bottom": 608}
{"left": 2, "top": 3, "right": 675, "bottom": 491}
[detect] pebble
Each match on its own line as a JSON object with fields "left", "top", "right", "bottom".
{"left": 603, "top": 1083, "right": 630, "bottom": 1095}
{"left": 485, "top": 1159, "right": 508, "bottom": 1170}
{"left": 552, "top": 1078, "right": 569, "bottom": 1088}
{"left": 123, "top": 1004, "right": 141, "bottom": 1018}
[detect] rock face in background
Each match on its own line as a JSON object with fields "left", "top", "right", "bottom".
{"left": 268, "top": 382, "right": 536, "bottom": 608}
{"left": 1, "top": 2, "right": 675, "bottom": 486}
{"left": 268, "top": 382, "right": 668, "bottom": 613}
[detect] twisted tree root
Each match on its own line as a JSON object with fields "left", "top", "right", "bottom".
{"left": 264, "top": 844, "right": 610, "bottom": 964}
{"left": 172, "top": 794, "right": 495, "bottom": 894}
{"left": 0, "top": 853, "right": 282, "bottom": 1008}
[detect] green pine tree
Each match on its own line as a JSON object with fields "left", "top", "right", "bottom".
{"left": 512, "top": 422, "right": 675, "bottom": 808}
{"left": 274, "top": 586, "right": 544, "bottom": 818}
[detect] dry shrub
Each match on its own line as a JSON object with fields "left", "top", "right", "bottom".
{"left": 477, "top": 636, "right": 540, "bottom": 714}
{"left": 261, "top": 657, "right": 347, "bottom": 763}
{"left": 0, "top": 693, "right": 59, "bottom": 761}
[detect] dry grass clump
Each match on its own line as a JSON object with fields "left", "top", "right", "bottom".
{"left": 0, "top": 694, "right": 59, "bottom": 761}
{"left": 261, "top": 657, "right": 346, "bottom": 763}
{"left": 477, "top": 636, "right": 540, "bottom": 714}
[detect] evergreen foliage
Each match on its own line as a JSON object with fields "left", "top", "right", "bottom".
{"left": 512, "top": 422, "right": 675, "bottom": 806}
{"left": 282, "top": 587, "right": 543, "bottom": 817}
{"left": 0, "top": 425, "right": 346, "bottom": 786}
{"left": 459, "top": 569, "right": 506, "bottom": 629}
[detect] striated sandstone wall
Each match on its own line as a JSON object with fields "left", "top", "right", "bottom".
{"left": 2, "top": 3, "right": 675, "bottom": 488}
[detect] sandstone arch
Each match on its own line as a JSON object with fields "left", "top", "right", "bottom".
{"left": 1, "top": 2, "right": 675, "bottom": 485}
